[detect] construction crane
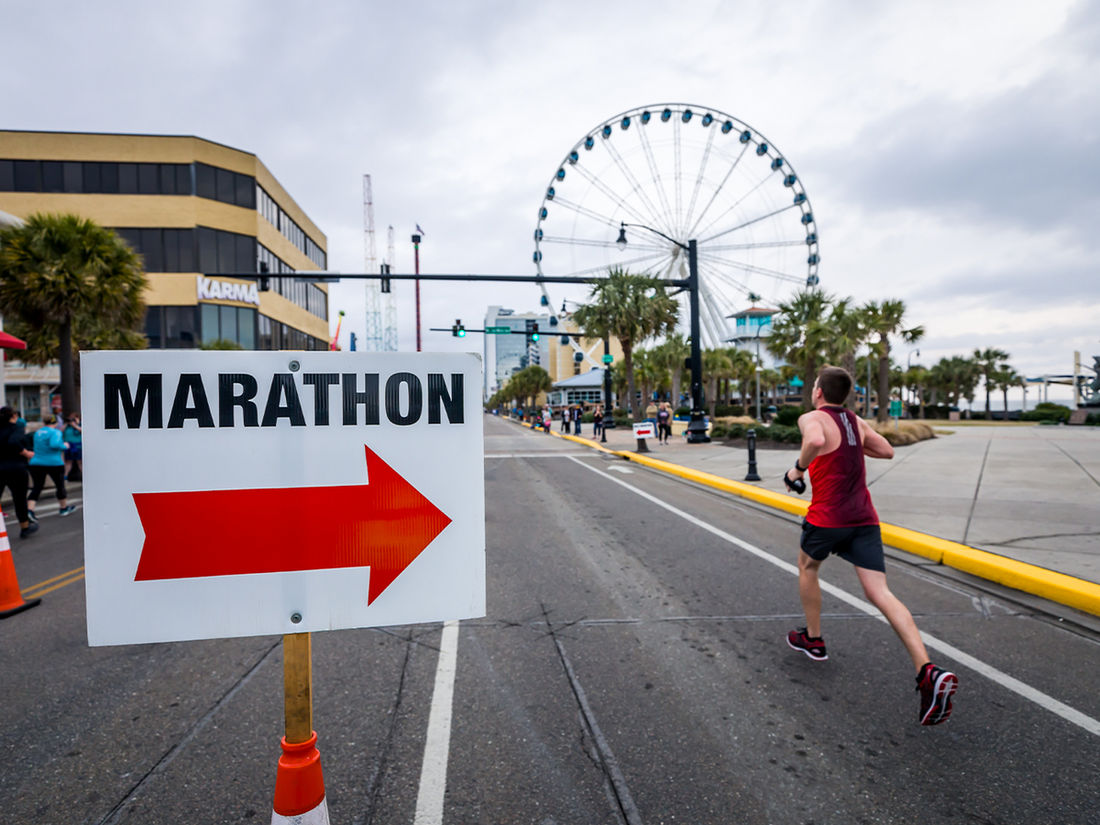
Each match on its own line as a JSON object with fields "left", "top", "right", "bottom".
{"left": 362, "top": 175, "right": 382, "bottom": 350}
{"left": 383, "top": 225, "right": 398, "bottom": 351}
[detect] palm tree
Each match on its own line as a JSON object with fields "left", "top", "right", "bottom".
{"left": 701, "top": 348, "right": 732, "bottom": 420}
{"left": 766, "top": 289, "right": 834, "bottom": 408}
{"left": 974, "top": 347, "right": 1011, "bottom": 416}
{"left": 653, "top": 333, "right": 690, "bottom": 407}
{"left": 726, "top": 348, "right": 756, "bottom": 413}
{"left": 0, "top": 213, "right": 147, "bottom": 416}
{"left": 572, "top": 268, "right": 680, "bottom": 424}
{"left": 760, "top": 368, "right": 781, "bottom": 409}
{"left": 863, "top": 299, "right": 924, "bottom": 423}
{"left": 905, "top": 365, "right": 930, "bottom": 419}
{"left": 816, "top": 298, "right": 865, "bottom": 410}
{"left": 993, "top": 367, "right": 1023, "bottom": 421}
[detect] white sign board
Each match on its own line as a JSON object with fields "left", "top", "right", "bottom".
{"left": 82, "top": 351, "right": 485, "bottom": 646}
{"left": 632, "top": 421, "right": 655, "bottom": 439}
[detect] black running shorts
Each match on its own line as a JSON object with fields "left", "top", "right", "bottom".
{"left": 800, "top": 521, "right": 885, "bottom": 572}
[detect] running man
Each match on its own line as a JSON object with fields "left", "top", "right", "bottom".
{"left": 784, "top": 366, "right": 958, "bottom": 726}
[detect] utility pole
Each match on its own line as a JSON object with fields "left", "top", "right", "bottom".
{"left": 412, "top": 233, "right": 422, "bottom": 352}
{"left": 362, "top": 175, "right": 381, "bottom": 350}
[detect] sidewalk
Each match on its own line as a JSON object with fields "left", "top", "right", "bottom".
{"left": 557, "top": 420, "right": 1100, "bottom": 586}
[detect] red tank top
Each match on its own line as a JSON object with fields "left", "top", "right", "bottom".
{"left": 806, "top": 407, "right": 879, "bottom": 528}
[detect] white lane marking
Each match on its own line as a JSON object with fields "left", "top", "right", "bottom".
{"left": 413, "top": 620, "right": 460, "bottom": 825}
{"left": 484, "top": 452, "right": 591, "bottom": 458}
{"left": 607, "top": 466, "right": 634, "bottom": 474}
{"left": 567, "top": 456, "right": 1100, "bottom": 738}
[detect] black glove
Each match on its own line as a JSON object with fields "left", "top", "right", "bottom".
{"left": 784, "top": 469, "right": 807, "bottom": 495}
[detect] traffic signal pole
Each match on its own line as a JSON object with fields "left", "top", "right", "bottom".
{"left": 412, "top": 234, "right": 422, "bottom": 352}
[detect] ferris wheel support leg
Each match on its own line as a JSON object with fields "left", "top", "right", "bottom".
{"left": 686, "top": 239, "right": 711, "bottom": 444}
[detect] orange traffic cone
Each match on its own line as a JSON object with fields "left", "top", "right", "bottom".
{"left": 0, "top": 512, "right": 40, "bottom": 619}
{"left": 272, "top": 731, "right": 329, "bottom": 824}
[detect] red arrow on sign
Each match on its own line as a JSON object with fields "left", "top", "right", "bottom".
{"left": 132, "top": 446, "right": 451, "bottom": 605}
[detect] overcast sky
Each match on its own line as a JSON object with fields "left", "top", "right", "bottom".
{"left": 5, "top": 0, "right": 1097, "bottom": 401}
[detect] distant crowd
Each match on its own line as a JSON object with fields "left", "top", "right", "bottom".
{"left": 0, "top": 407, "right": 82, "bottom": 539}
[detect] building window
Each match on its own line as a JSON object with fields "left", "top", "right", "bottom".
{"left": 0, "top": 159, "right": 259, "bottom": 207}
{"left": 256, "top": 185, "right": 326, "bottom": 268}
{"left": 201, "top": 304, "right": 256, "bottom": 349}
{"left": 257, "top": 243, "right": 328, "bottom": 321}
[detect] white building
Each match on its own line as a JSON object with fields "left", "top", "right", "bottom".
{"left": 483, "top": 306, "right": 552, "bottom": 400}
{"left": 726, "top": 305, "right": 783, "bottom": 369}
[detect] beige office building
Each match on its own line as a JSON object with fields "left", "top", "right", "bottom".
{"left": 0, "top": 130, "right": 330, "bottom": 353}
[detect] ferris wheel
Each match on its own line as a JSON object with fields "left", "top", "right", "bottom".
{"left": 533, "top": 104, "right": 819, "bottom": 349}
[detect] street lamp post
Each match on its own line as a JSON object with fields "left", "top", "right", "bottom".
{"left": 617, "top": 223, "right": 709, "bottom": 443}
{"left": 602, "top": 337, "right": 612, "bottom": 444}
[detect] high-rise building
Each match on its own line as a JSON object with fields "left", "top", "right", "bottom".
{"left": 0, "top": 130, "right": 330, "bottom": 351}
{"left": 483, "top": 306, "right": 551, "bottom": 400}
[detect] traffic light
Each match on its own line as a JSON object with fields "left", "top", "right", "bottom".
{"left": 380, "top": 262, "right": 391, "bottom": 293}
{"left": 452, "top": 319, "right": 466, "bottom": 338}
{"left": 525, "top": 320, "right": 540, "bottom": 343}
{"left": 259, "top": 261, "right": 270, "bottom": 292}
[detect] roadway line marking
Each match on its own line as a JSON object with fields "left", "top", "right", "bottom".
{"left": 23, "top": 573, "right": 85, "bottom": 598}
{"left": 484, "top": 452, "right": 591, "bottom": 458}
{"left": 413, "top": 620, "right": 460, "bottom": 825}
{"left": 22, "top": 565, "right": 85, "bottom": 595}
{"left": 568, "top": 456, "right": 1100, "bottom": 738}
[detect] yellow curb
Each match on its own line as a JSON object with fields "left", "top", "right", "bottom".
{"left": 610, "top": 445, "right": 1100, "bottom": 619}
{"left": 501, "top": 415, "right": 1100, "bottom": 618}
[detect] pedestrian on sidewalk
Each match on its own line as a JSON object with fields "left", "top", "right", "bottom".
{"left": 784, "top": 366, "right": 958, "bottom": 726}
{"left": 541, "top": 405, "right": 552, "bottom": 433}
{"left": 573, "top": 405, "right": 583, "bottom": 436}
{"left": 657, "top": 403, "right": 672, "bottom": 444}
{"left": 63, "top": 413, "right": 82, "bottom": 481}
{"left": 28, "top": 415, "right": 76, "bottom": 520}
{"left": 560, "top": 406, "right": 570, "bottom": 434}
{"left": 0, "top": 407, "right": 37, "bottom": 538}
{"left": 593, "top": 406, "right": 604, "bottom": 438}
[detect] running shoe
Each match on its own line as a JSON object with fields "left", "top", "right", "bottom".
{"left": 20, "top": 522, "right": 39, "bottom": 539}
{"left": 58, "top": 506, "right": 76, "bottom": 517}
{"left": 26, "top": 510, "right": 38, "bottom": 524}
{"left": 786, "top": 628, "right": 828, "bottom": 661}
{"left": 917, "top": 663, "right": 958, "bottom": 725}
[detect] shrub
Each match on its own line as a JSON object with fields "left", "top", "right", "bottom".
{"left": 675, "top": 406, "right": 691, "bottom": 417}
{"left": 710, "top": 425, "right": 728, "bottom": 438}
{"left": 1022, "top": 403, "right": 1071, "bottom": 423}
{"left": 869, "top": 420, "right": 936, "bottom": 446}
{"left": 714, "top": 404, "right": 745, "bottom": 417}
{"left": 582, "top": 412, "right": 595, "bottom": 423}
{"left": 774, "top": 406, "right": 804, "bottom": 427}
{"left": 768, "top": 423, "right": 802, "bottom": 443}
{"left": 726, "top": 424, "right": 748, "bottom": 439}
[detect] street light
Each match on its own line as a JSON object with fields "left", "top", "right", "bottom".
{"left": 617, "top": 222, "right": 709, "bottom": 444}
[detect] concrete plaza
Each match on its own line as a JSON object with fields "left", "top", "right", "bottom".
{"left": 541, "top": 418, "right": 1100, "bottom": 586}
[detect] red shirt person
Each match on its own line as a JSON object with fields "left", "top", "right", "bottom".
{"left": 783, "top": 366, "right": 959, "bottom": 726}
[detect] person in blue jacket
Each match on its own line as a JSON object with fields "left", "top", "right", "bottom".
{"left": 28, "top": 415, "right": 75, "bottom": 519}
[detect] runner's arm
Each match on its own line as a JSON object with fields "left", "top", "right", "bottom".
{"left": 857, "top": 417, "right": 895, "bottom": 459}
{"left": 789, "top": 413, "right": 827, "bottom": 480}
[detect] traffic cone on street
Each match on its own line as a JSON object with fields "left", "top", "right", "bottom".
{"left": 0, "top": 512, "right": 41, "bottom": 619}
{"left": 271, "top": 731, "right": 329, "bottom": 824}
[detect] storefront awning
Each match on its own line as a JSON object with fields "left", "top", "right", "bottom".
{"left": 0, "top": 330, "right": 27, "bottom": 350}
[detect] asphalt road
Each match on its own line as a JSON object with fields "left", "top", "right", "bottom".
{"left": 2, "top": 415, "right": 1099, "bottom": 824}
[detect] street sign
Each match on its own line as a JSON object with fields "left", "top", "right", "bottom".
{"left": 602, "top": 354, "right": 613, "bottom": 364}
{"left": 890, "top": 399, "right": 903, "bottom": 417}
{"left": 632, "top": 421, "right": 655, "bottom": 439}
{"left": 485, "top": 326, "right": 511, "bottom": 334}
{"left": 81, "top": 351, "right": 486, "bottom": 647}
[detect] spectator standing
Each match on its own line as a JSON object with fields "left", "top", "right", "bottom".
{"left": 657, "top": 403, "right": 672, "bottom": 444}
{"left": 28, "top": 415, "right": 75, "bottom": 519}
{"left": 593, "top": 406, "right": 604, "bottom": 438}
{"left": 0, "top": 407, "right": 37, "bottom": 538}
{"left": 63, "top": 414, "right": 83, "bottom": 481}
{"left": 541, "top": 405, "right": 552, "bottom": 433}
{"left": 560, "top": 406, "right": 570, "bottom": 434}
{"left": 573, "top": 405, "right": 583, "bottom": 436}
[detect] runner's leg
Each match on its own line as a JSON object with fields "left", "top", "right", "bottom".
{"left": 855, "top": 567, "right": 930, "bottom": 672}
{"left": 798, "top": 551, "right": 824, "bottom": 638}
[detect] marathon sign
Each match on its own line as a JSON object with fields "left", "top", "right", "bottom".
{"left": 81, "top": 351, "right": 486, "bottom": 647}
{"left": 196, "top": 276, "right": 261, "bottom": 306}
